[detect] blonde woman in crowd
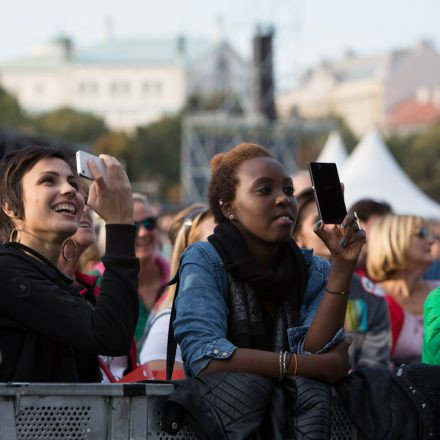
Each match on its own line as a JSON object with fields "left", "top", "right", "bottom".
{"left": 367, "top": 214, "right": 439, "bottom": 365}
{"left": 139, "top": 205, "right": 215, "bottom": 372}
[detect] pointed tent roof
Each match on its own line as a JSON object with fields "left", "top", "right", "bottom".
{"left": 340, "top": 128, "right": 440, "bottom": 218}
{"left": 316, "top": 131, "right": 348, "bottom": 169}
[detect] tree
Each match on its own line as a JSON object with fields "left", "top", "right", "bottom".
{"left": 134, "top": 114, "right": 182, "bottom": 201}
{"left": 387, "top": 123, "right": 440, "bottom": 203}
{"left": 0, "top": 86, "right": 27, "bottom": 128}
{"left": 93, "top": 131, "right": 139, "bottom": 180}
{"left": 31, "top": 107, "right": 108, "bottom": 144}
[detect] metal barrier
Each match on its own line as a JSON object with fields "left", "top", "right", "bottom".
{"left": 0, "top": 383, "right": 357, "bottom": 439}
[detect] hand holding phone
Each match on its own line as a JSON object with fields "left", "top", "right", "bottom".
{"left": 76, "top": 150, "right": 107, "bottom": 180}
{"left": 308, "top": 162, "right": 347, "bottom": 224}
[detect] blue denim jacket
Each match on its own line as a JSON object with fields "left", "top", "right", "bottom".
{"left": 174, "top": 241, "right": 345, "bottom": 377}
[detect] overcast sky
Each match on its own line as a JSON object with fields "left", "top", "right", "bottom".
{"left": 1, "top": 0, "right": 439, "bottom": 89}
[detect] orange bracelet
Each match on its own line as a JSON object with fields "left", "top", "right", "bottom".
{"left": 293, "top": 353, "right": 298, "bottom": 376}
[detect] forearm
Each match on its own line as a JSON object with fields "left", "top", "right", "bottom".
{"left": 201, "top": 348, "right": 336, "bottom": 383}
{"left": 305, "top": 260, "right": 354, "bottom": 353}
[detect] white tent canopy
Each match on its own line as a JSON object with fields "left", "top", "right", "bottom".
{"left": 316, "top": 131, "right": 348, "bottom": 169}
{"left": 339, "top": 128, "right": 440, "bottom": 219}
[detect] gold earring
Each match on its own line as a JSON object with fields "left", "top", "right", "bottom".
{"left": 9, "top": 227, "right": 21, "bottom": 243}
{"left": 61, "top": 238, "right": 77, "bottom": 261}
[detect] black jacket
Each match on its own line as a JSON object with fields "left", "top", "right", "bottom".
{"left": 0, "top": 224, "right": 139, "bottom": 382}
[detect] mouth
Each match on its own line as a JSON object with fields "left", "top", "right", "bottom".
{"left": 53, "top": 203, "right": 76, "bottom": 215}
{"left": 273, "top": 213, "right": 294, "bottom": 226}
{"left": 79, "top": 221, "right": 91, "bottom": 228}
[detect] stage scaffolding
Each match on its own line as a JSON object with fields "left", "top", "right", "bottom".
{"left": 180, "top": 112, "right": 326, "bottom": 203}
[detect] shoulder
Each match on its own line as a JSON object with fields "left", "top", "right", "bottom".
{"left": 425, "top": 287, "right": 440, "bottom": 309}
{"left": 299, "top": 249, "right": 330, "bottom": 302}
{"left": 350, "top": 274, "right": 386, "bottom": 299}
{"left": 300, "top": 248, "right": 330, "bottom": 283}
{"left": 182, "top": 241, "right": 224, "bottom": 268}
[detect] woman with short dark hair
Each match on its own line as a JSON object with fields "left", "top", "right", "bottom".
{"left": 0, "top": 146, "right": 139, "bottom": 382}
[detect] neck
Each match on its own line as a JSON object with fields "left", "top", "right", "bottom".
{"left": 139, "top": 255, "right": 160, "bottom": 279}
{"left": 19, "top": 231, "right": 63, "bottom": 265}
{"left": 381, "top": 266, "right": 427, "bottom": 296}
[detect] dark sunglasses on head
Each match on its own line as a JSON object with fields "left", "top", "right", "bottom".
{"left": 135, "top": 217, "right": 157, "bottom": 232}
{"left": 415, "top": 226, "right": 431, "bottom": 239}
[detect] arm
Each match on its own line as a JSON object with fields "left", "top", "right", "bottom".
{"left": 303, "top": 214, "right": 366, "bottom": 353}
{"left": 174, "top": 244, "right": 351, "bottom": 384}
{"left": 423, "top": 288, "right": 440, "bottom": 365}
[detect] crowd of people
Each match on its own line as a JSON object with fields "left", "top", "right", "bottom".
{"left": 0, "top": 143, "right": 439, "bottom": 436}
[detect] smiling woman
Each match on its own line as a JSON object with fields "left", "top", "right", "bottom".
{"left": 0, "top": 146, "right": 139, "bottom": 382}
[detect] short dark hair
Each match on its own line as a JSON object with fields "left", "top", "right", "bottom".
{"left": 0, "top": 146, "right": 73, "bottom": 238}
{"left": 348, "top": 198, "right": 392, "bottom": 222}
{"left": 207, "top": 142, "right": 273, "bottom": 224}
{"left": 292, "top": 187, "right": 316, "bottom": 236}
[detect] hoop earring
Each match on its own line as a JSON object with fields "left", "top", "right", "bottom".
{"left": 9, "top": 227, "right": 21, "bottom": 243}
{"left": 61, "top": 238, "right": 77, "bottom": 261}
{"left": 229, "top": 214, "right": 234, "bottom": 220}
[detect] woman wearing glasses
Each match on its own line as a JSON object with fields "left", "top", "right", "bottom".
{"left": 367, "top": 214, "right": 439, "bottom": 365}
{"left": 132, "top": 193, "right": 170, "bottom": 344}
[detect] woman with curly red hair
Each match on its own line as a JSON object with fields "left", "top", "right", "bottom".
{"left": 173, "top": 142, "right": 365, "bottom": 383}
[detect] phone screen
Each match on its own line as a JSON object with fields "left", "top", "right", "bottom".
{"left": 308, "top": 162, "right": 347, "bottom": 224}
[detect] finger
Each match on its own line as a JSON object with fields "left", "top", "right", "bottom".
{"left": 87, "top": 159, "right": 103, "bottom": 181}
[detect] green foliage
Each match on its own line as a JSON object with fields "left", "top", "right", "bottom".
{"left": 31, "top": 107, "right": 108, "bottom": 143}
{"left": 0, "top": 85, "right": 27, "bottom": 128}
{"left": 386, "top": 124, "right": 440, "bottom": 203}
{"left": 186, "top": 92, "right": 243, "bottom": 114}
{"left": 133, "top": 114, "right": 182, "bottom": 200}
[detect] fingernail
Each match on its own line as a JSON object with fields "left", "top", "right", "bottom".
{"left": 339, "top": 237, "right": 347, "bottom": 248}
{"left": 315, "top": 220, "right": 323, "bottom": 228}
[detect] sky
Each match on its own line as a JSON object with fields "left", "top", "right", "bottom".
{"left": 1, "top": 0, "right": 440, "bottom": 90}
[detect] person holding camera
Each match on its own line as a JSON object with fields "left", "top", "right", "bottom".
{"left": 0, "top": 146, "right": 139, "bottom": 382}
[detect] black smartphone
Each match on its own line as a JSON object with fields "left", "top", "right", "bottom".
{"left": 308, "top": 162, "right": 347, "bottom": 224}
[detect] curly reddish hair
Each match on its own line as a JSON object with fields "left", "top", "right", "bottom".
{"left": 208, "top": 142, "right": 273, "bottom": 224}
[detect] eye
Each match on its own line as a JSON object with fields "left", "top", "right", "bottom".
{"left": 69, "top": 179, "right": 80, "bottom": 191}
{"left": 40, "top": 176, "right": 54, "bottom": 185}
{"left": 284, "top": 186, "right": 294, "bottom": 196}
{"left": 257, "top": 186, "right": 271, "bottom": 195}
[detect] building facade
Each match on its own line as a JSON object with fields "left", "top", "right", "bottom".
{"left": 277, "top": 41, "right": 440, "bottom": 135}
{"left": 0, "top": 36, "right": 251, "bottom": 131}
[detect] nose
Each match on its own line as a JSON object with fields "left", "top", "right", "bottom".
{"left": 61, "top": 180, "right": 77, "bottom": 197}
{"left": 275, "top": 191, "right": 290, "bottom": 206}
{"left": 136, "top": 224, "right": 149, "bottom": 236}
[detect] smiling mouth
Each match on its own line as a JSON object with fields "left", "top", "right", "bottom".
{"left": 53, "top": 203, "right": 76, "bottom": 215}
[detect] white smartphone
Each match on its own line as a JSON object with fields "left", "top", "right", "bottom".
{"left": 76, "top": 150, "right": 107, "bottom": 180}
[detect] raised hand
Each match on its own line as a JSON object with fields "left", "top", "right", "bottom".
{"left": 86, "top": 154, "right": 134, "bottom": 224}
{"left": 313, "top": 212, "right": 366, "bottom": 266}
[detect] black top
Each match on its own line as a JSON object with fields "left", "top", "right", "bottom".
{"left": 0, "top": 224, "right": 139, "bottom": 382}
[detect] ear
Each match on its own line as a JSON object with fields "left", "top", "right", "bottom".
{"left": 2, "top": 202, "right": 16, "bottom": 219}
{"left": 219, "top": 199, "right": 234, "bottom": 220}
{"left": 2, "top": 202, "right": 21, "bottom": 227}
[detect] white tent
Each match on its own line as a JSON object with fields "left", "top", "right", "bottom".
{"left": 339, "top": 128, "right": 440, "bottom": 218}
{"left": 316, "top": 131, "right": 348, "bottom": 169}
